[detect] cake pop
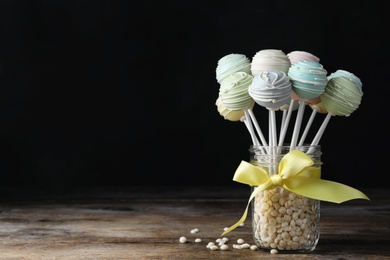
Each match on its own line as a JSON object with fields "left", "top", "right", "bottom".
{"left": 287, "top": 50, "right": 320, "bottom": 65}
{"left": 248, "top": 70, "right": 292, "bottom": 147}
{"left": 287, "top": 50, "right": 322, "bottom": 146}
{"left": 217, "top": 72, "right": 261, "bottom": 146}
{"left": 286, "top": 60, "right": 328, "bottom": 149}
{"left": 249, "top": 70, "right": 292, "bottom": 110}
{"left": 308, "top": 71, "right": 363, "bottom": 151}
{"left": 278, "top": 51, "right": 322, "bottom": 147}
{"left": 288, "top": 60, "right": 328, "bottom": 100}
{"left": 218, "top": 72, "right": 254, "bottom": 113}
{"left": 250, "top": 49, "right": 291, "bottom": 76}
{"left": 327, "top": 69, "right": 363, "bottom": 91}
{"left": 250, "top": 49, "right": 292, "bottom": 146}
{"left": 321, "top": 75, "right": 362, "bottom": 116}
{"left": 216, "top": 53, "right": 251, "bottom": 84}
{"left": 216, "top": 97, "right": 254, "bottom": 121}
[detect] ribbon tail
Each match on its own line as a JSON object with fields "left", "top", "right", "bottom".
{"left": 220, "top": 182, "right": 272, "bottom": 237}
{"left": 284, "top": 176, "right": 370, "bottom": 203}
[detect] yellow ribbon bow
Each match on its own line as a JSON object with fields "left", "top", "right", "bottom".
{"left": 221, "top": 149, "right": 369, "bottom": 237}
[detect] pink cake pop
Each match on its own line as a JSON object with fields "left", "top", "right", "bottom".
{"left": 287, "top": 50, "right": 320, "bottom": 65}
{"left": 278, "top": 51, "right": 322, "bottom": 147}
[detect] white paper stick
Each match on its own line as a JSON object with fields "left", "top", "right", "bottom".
{"left": 307, "top": 112, "right": 333, "bottom": 154}
{"left": 298, "top": 108, "right": 317, "bottom": 146}
{"left": 269, "top": 109, "right": 278, "bottom": 175}
{"left": 247, "top": 108, "right": 268, "bottom": 147}
{"left": 280, "top": 109, "right": 287, "bottom": 136}
{"left": 310, "top": 112, "right": 332, "bottom": 146}
{"left": 243, "top": 110, "right": 260, "bottom": 147}
{"left": 268, "top": 115, "right": 271, "bottom": 146}
{"left": 290, "top": 100, "right": 305, "bottom": 150}
{"left": 269, "top": 109, "right": 277, "bottom": 147}
{"left": 278, "top": 99, "right": 295, "bottom": 146}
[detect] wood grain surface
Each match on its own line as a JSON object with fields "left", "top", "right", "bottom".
{"left": 0, "top": 186, "right": 388, "bottom": 259}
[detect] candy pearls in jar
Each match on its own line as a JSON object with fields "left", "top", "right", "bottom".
{"left": 249, "top": 145, "right": 322, "bottom": 253}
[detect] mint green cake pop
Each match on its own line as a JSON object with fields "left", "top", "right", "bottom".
{"left": 288, "top": 60, "right": 328, "bottom": 100}
{"left": 216, "top": 53, "right": 251, "bottom": 84}
{"left": 327, "top": 69, "right": 363, "bottom": 93}
{"left": 218, "top": 72, "right": 254, "bottom": 111}
{"left": 320, "top": 74, "right": 363, "bottom": 116}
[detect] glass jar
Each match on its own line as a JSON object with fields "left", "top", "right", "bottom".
{"left": 249, "top": 145, "right": 322, "bottom": 253}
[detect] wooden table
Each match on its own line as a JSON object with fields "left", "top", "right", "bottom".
{"left": 0, "top": 185, "right": 388, "bottom": 259}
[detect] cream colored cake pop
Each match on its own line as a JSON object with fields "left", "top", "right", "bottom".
{"left": 216, "top": 97, "right": 254, "bottom": 121}
{"left": 251, "top": 49, "right": 291, "bottom": 76}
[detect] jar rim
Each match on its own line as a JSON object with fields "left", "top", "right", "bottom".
{"left": 249, "top": 144, "right": 321, "bottom": 149}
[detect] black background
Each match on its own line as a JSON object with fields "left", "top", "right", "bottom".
{"left": 0, "top": 0, "right": 388, "bottom": 191}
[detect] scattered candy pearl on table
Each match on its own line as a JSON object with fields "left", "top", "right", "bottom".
{"left": 177, "top": 215, "right": 290, "bottom": 254}
{"left": 190, "top": 228, "right": 199, "bottom": 234}
{"left": 220, "top": 244, "right": 229, "bottom": 251}
{"left": 241, "top": 243, "right": 251, "bottom": 249}
{"left": 210, "top": 245, "right": 219, "bottom": 251}
{"left": 237, "top": 238, "right": 245, "bottom": 244}
{"left": 206, "top": 242, "right": 215, "bottom": 248}
{"left": 233, "top": 244, "right": 242, "bottom": 249}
